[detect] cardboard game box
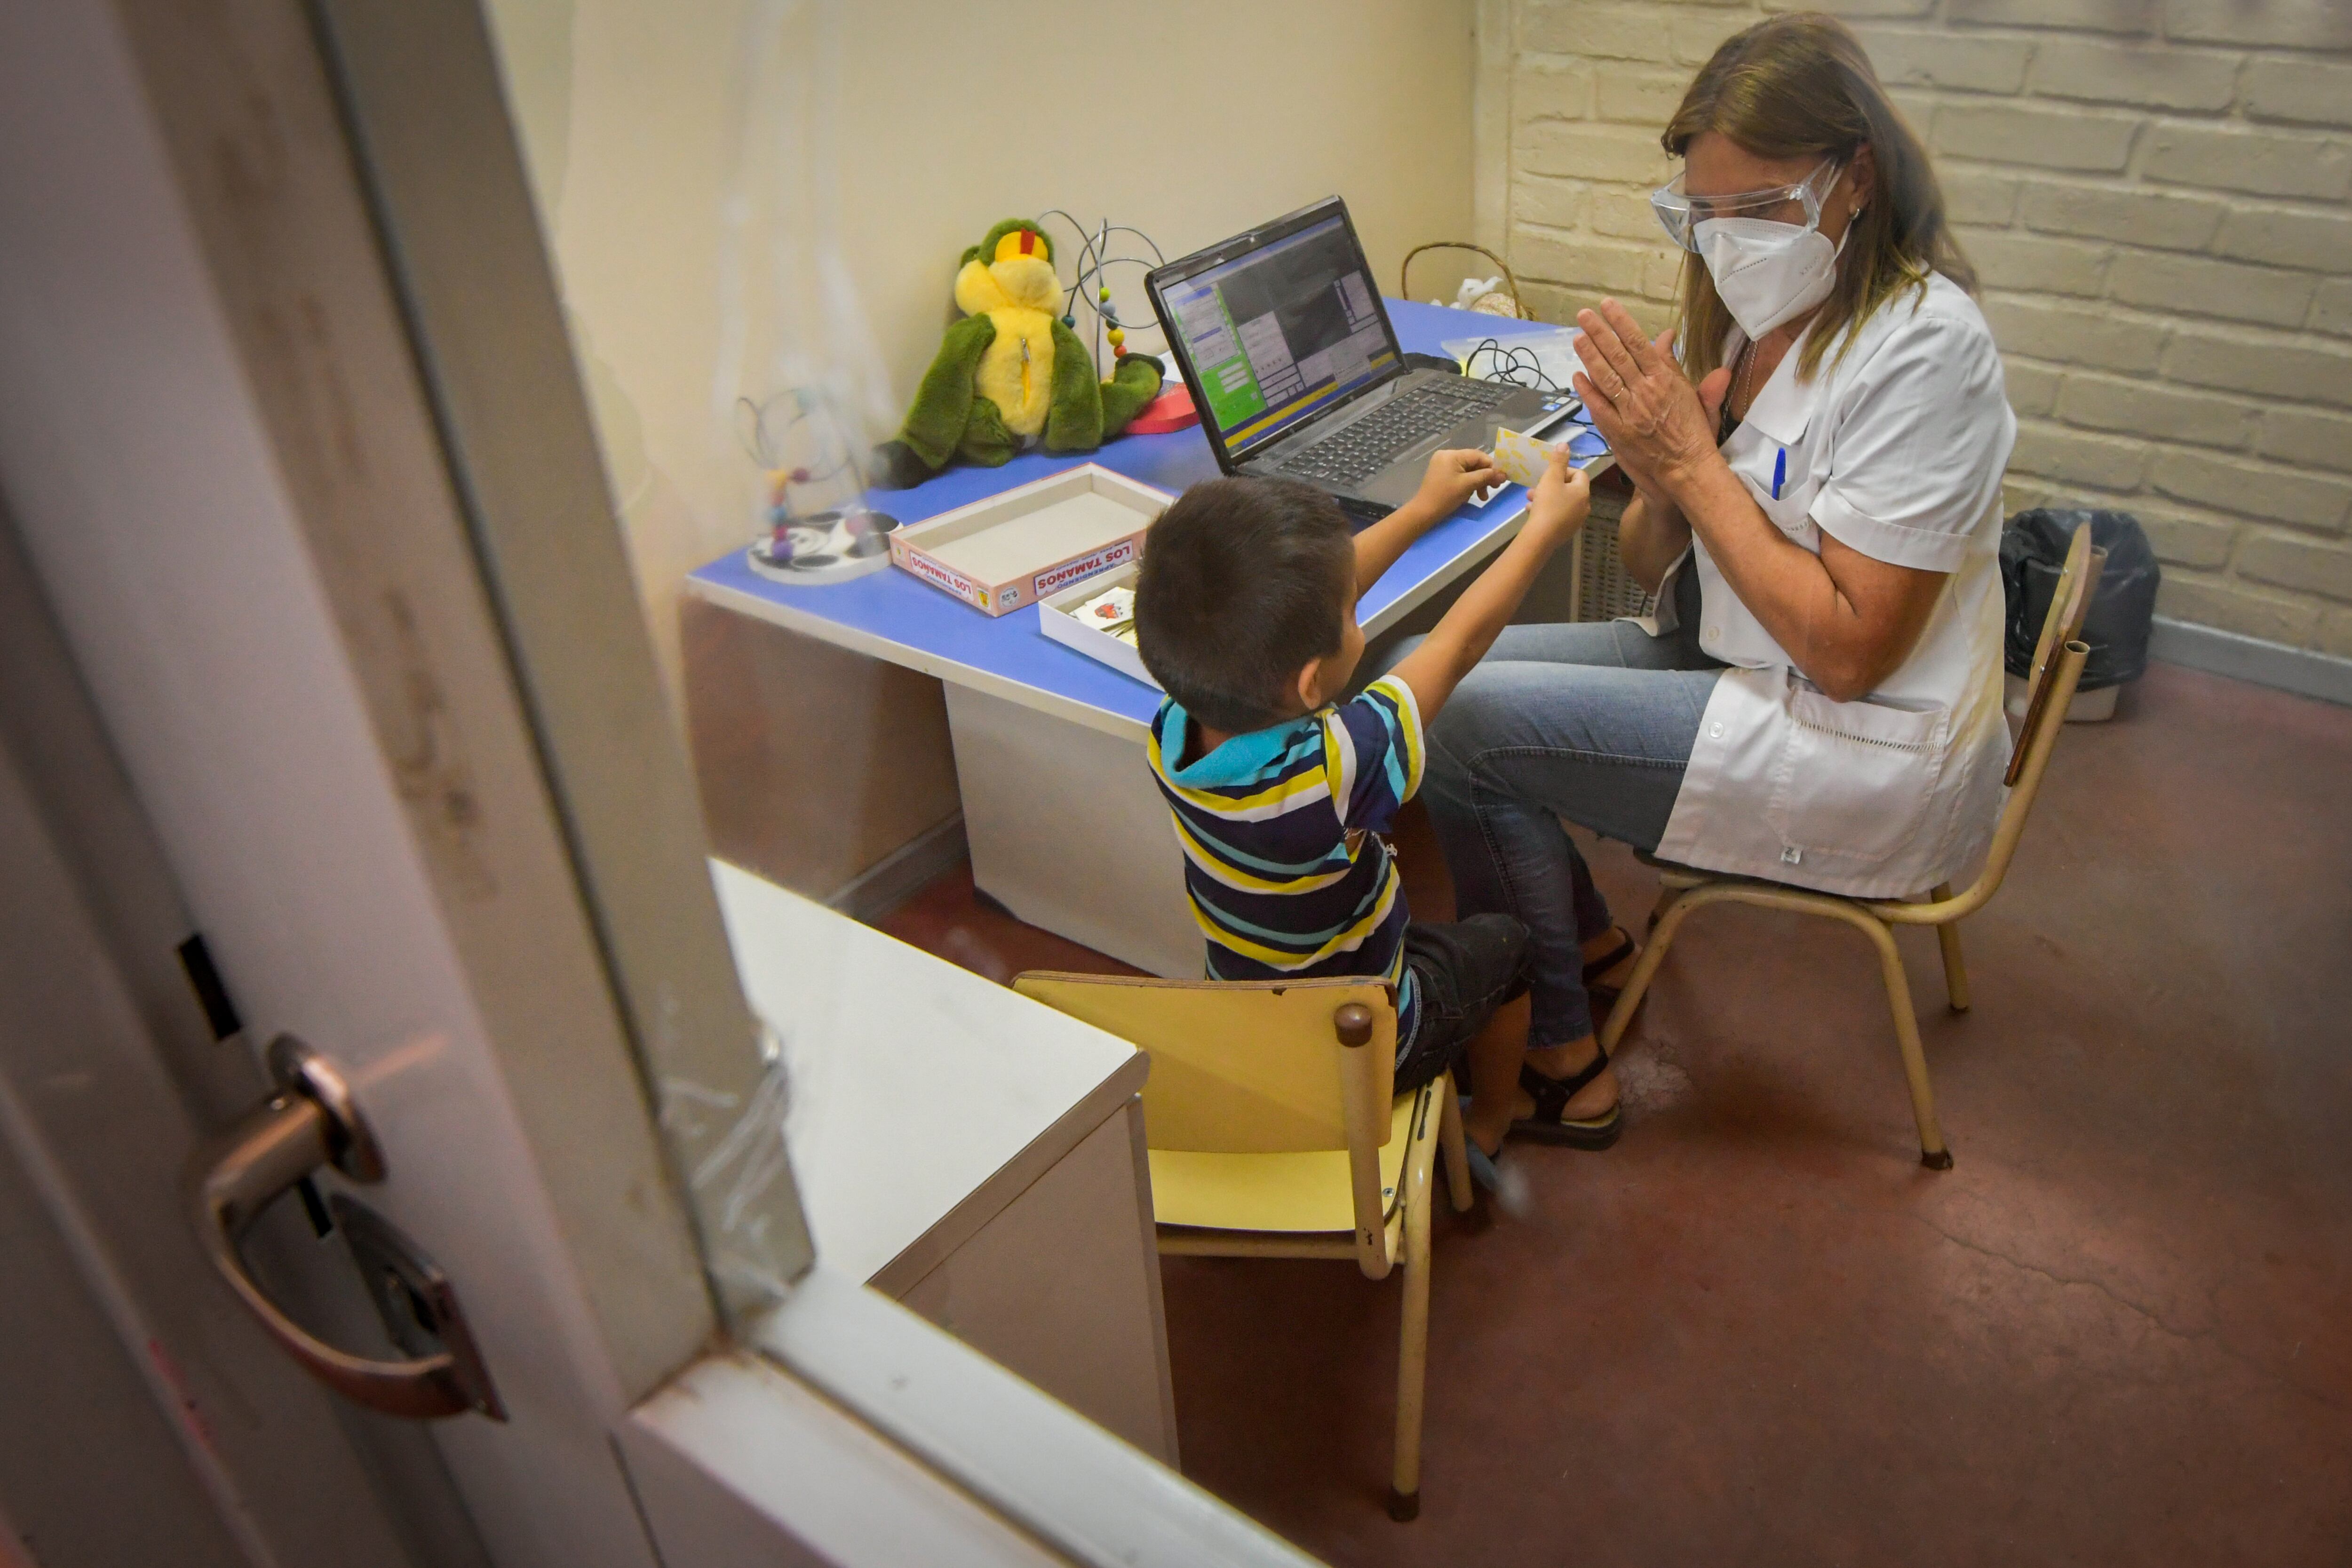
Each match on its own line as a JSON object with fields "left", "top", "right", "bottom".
{"left": 888, "top": 465, "right": 1171, "bottom": 616}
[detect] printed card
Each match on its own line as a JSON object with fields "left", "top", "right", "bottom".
{"left": 1076, "top": 584, "right": 1136, "bottom": 635}
{"left": 1492, "top": 426, "right": 1566, "bottom": 489}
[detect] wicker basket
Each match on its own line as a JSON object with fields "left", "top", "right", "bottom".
{"left": 1399, "top": 242, "right": 1532, "bottom": 320}
{"left": 1570, "top": 486, "right": 1655, "bottom": 623}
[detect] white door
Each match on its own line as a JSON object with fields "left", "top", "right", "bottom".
{"left": 0, "top": 2, "right": 1316, "bottom": 1566}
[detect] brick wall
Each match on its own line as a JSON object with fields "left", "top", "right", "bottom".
{"left": 1473, "top": 0, "right": 2352, "bottom": 655}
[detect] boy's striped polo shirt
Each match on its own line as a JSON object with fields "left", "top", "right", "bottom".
{"left": 1145, "top": 675, "right": 1427, "bottom": 1043}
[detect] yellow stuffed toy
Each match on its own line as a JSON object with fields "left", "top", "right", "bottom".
{"left": 876, "top": 219, "right": 1162, "bottom": 487}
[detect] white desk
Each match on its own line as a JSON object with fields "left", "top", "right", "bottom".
{"left": 711, "top": 860, "right": 1177, "bottom": 1461}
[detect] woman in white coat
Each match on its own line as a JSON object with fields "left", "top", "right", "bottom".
{"left": 1417, "top": 14, "right": 2016, "bottom": 1153}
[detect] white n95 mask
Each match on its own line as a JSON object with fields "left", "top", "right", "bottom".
{"left": 1696, "top": 216, "right": 1845, "bottom": 341}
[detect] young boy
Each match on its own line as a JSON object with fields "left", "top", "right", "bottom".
{"left": 1134, "top": 445, "right": 1592, "bottom": 1189}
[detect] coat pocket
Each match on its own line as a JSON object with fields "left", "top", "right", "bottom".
{"left": 1760, "top": 472, "right": 1820, "bottom": 537}
{"left": 1764, "top": 682, "right": 1947, "bottom": 866}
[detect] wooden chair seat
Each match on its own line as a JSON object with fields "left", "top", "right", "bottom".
{"left": 1149, "top": 1088, "right": 1422, "bottom": 1234}
{"left": 1012, "top": 971, "right": 1470, "bottom": 1522}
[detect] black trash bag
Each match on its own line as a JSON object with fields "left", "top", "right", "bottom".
{"left": 2000, "top": 509, "right": 2160, "bottom": 691}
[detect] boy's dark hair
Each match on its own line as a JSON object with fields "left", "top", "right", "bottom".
{"left": 1135, "top": 478, "right": 1354, "bottom": 735}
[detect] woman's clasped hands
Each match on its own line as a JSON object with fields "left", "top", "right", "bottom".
{"left": 1569, "top": 298, "right": 1733, "bottom": 504}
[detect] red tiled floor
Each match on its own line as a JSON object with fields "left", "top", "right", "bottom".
{"left": 881, "top": 661, "right": 2352, "bottom": 1567}
{"left": 876, "top": 864, "right": 1147, "bottom": 986}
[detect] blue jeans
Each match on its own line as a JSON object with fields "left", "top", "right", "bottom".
{"left": 1386, "top": 575, "right": 1725, "bottom": 1049}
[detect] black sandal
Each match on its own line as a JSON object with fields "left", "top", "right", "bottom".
{"left": 1512, "top": 1052, "right": 1623, "bottom": 1149}
{"left": 1582, "top": 925, "right": 1638, "bottom": 985}
{"left": 1584, "top": 924, "right": 1644, "bottom": 1022}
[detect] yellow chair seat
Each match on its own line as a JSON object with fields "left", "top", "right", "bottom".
{"left": 1148, "top": 1087, "right": 1422, "bottom": 1233}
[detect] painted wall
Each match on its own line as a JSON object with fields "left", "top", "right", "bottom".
{"left": 1477, "top": 0, "right": 2352, "bottom": 657}
{"left": 484, "top": 0, "right": 1477, "bottom": 898}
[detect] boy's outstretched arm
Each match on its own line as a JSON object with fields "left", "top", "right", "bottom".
{"left": 1388, "top": 450, "right": 1591, "bottom": 719}
{"left": 1353, "top": 449, "right": 1505, "bottom": 595}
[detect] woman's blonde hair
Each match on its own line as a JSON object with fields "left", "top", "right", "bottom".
{"left": 1664, "top": 13, "right": 1975, "bottom": 382}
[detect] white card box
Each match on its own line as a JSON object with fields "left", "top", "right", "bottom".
{"left": 1038, "top": 563, "right": 1159, "bottom": 691}
{"left": 888, "top": 463, "right": 1171, "bottom": 616}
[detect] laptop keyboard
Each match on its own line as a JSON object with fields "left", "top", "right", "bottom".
{"left": 1275, "top": 378, "right": 1519, "bottom": 487}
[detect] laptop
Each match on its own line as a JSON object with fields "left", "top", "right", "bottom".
{"left": 1145, "top": 196, "right": 1572, "bottom": 517}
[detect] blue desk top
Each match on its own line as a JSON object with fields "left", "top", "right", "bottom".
{"left": 687, "top": 301, "right": 1598, "bottom": 737}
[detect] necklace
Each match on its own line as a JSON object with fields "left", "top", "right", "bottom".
{"left": 1719, "top": 340, "right": 1758, "bottom": 445}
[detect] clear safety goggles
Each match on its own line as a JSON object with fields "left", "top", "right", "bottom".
{"left": 1650, "top": 159, "right": 1841, "bottom": 253}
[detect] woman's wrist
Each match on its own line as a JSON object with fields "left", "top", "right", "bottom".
{"left": 1632, "top": 481, "right": 1685, "bottom": 533}
{"left": 1653, "top": 440, "right": 1730, "bottom": 513}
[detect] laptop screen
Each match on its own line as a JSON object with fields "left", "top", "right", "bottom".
{"left": 1154, "top": 207, "right": 1401, "bottom": 461}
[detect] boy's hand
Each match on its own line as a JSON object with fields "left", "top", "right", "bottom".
{"left": 1351, "top": 447, "right": 1506, "bottom": 595}
{"left": 1384, "top": 445, "right": 1590, "bottom": 722}
{"left": 1412, "top": 448, "right": 1506, "bottom": 517}
{"left": 1522, "top": 447, "right": 1591, "bottom": 550}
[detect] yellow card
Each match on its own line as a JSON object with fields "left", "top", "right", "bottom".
{"left": 1491, "top": 426, "right": 1565, "bottom": 489}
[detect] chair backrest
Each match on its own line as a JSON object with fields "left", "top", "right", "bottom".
{"left": 1011, "top": 972, "right": 1397, "bottom": 1154}
{"left": 2005, "top": 521, "right": 2105, "bottom": 788}
{"left": 1953, "top": 521, "right": 2102, "bottom": 910}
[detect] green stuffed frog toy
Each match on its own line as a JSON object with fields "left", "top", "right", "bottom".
{"left": 875, "top": 218, "right": 1163, "bottom": 487}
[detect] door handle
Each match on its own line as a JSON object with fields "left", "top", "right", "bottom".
{"left": 190, "top": 1035, "right": 496, "bottom": 1419}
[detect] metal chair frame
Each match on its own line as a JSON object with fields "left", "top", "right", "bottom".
{"left": 1603, "top": 525, "right": 2106, "bottom": 1168}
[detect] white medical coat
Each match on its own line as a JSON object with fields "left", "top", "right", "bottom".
{"left": 1650, "top": 273, "right": 2018, "bottom": 900}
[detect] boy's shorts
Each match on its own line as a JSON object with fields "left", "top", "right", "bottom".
{"left": 1392, "top": 913, "right": 1532, "bottom": 1095}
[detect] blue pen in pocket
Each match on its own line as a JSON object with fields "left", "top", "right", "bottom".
{"left": 1772, "top": 447, "right": 1787, "bottom": 501}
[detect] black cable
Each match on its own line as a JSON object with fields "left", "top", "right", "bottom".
{"left": 1458, "top": 337, "right": 1568, "bottom": 395}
